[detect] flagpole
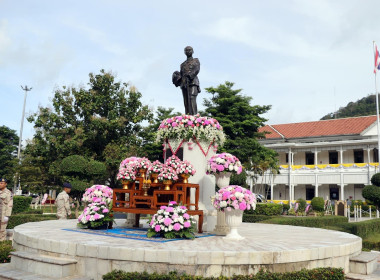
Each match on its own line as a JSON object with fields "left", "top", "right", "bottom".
{"left": 373, "top": 41, "right": 380, "bottom": 163}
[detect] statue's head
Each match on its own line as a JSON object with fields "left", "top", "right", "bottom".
{"left": 184, "top": 46, "right": 193, "bottom": 57}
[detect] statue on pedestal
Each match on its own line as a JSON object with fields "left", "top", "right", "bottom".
{"left": 172, "top": 46, "right": 201, "bottom": 115}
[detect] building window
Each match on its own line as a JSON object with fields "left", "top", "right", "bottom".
{"left": 305, "top": 152, "right": 314, "bottom": 165}
{"left": 285, "top": 153, "right": 289, "bottom": 163}
{"left": 329, "top": 151, "right": 338, "bottom": 164}
{"left": 374, "top": 148, "right": 379, "bottom": 163}
{"left": 354, "top": 150, "right": 364, "bottom": 163}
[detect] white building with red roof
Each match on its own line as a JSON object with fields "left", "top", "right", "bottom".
{"left": 257, "top": 115, "right": 380, "bottom": 201}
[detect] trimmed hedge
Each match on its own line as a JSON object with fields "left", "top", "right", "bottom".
{"left": 13, "top": 196, "right": 32, "bottom": 214}
{"left": 19, "top": 209, "right": 43, "bottom": 215}
{"left": 261, "top": 216, "right": 348, "bottom": 228}
{"left": 338, "top": 218, "right": 380, "bottom": 239}
{"left": 245, "top": 203, "right": 283, "bottom": 216}
{"left": 7, "top": 214, "right": 57, "bottom": 229}
{"left": 243, "top": 215, "right": 277, "bottom": 223}
{"left": 0, "top": 241, "right": 14, "bottom": 263}
{"left": 102, "top": 268, "right": 344, "bottom": 280}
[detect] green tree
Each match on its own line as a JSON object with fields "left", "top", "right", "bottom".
{"left": 363, "top": 173, "right": 380, "bottom": 209}
{"left": 202, "top": 81, "right": 276, "bottom": 165}
{"left": 25, "top": 69, "right": 152, "bottom": 188}
{"left": 0, "top": 126, "right": 19, "bottom": 185}
{"left": 139, "top": 107, "right": 181, "bottom": 161}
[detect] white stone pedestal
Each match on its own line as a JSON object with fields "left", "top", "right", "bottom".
{"left": 166, "top": 139, "right": 216, "bottom": 232}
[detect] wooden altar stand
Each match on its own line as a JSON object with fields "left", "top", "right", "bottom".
{"left": 112, "top": 177, "right": 204, "bottom": 233}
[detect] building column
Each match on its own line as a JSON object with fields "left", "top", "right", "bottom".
{"left": 270, "top": 173, "right": 274, "bottom": 200}
{"left": 314, "top": 148, "right": 319, "bottom": 168}
{"left": 339, "top": 146, "right": 345, "bottom": 166}
{"left": 367, "top": 146, "right": 372, "bottom": 184}
{"left": 315, "top": 183, "right": 319, "bottom": 197}
{"left": 340, "top": 184, "right": 345, "bottom": 201}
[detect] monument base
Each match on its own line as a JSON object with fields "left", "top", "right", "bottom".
{"left": 9, "top": 219, "right": 362, "bottom": 280}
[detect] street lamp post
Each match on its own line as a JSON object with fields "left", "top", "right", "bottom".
{"left": 14, "top": 85, "right": 32, "bottom": 193}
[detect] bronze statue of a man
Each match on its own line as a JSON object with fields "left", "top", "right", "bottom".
{"left": 172, "top": 46, "right": 201, "bottom": 115}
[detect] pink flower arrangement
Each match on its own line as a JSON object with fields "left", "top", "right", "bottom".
{"left": 148, "top": 160, "right": 164, "bottom": 174}
{"left": 136, "top": 157, "right": 152, "bottom": 170}
{"left": 158, "top": 166, "right": 179, "bottom": 182}
{"left": 165, "top": 155, "right": 182, "bottom": 170}
{"left": 211, "top": 185, "right": 256, "bottom": 212}
{"left": 77, "top": 201, "right": 113, "bottom": 229}
{"left": 116, "top": 165, "right": 136, "bottom": 181}
{"left": 147, "top": 201, "right": 196, "bottom": 239}
{"left": 207, "top": 153, "right": 243, "bottom": 175}
{"left": 156, "top": 114, "right": 226, "bottom": 146}
{"left": 82, "top": 185, "right": 113, "bottom": 205}
{"left": 176, "top": 160, "right": 196, "bottom": 176}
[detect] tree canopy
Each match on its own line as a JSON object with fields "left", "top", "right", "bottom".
{"left": 0, "top": 126, "right": 19, "bottom": 185}
{"left": 202, "top": 81, "right": 277, "bottom": 170}
{"left": 25, "top": 69, "right": 152, "bottom": 188}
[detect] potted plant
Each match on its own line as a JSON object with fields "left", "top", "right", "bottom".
{"left": 211, "top": 185, "right": 256, "bottom": 240}
{"left": 82, "top": 185, "right": 113, "bottom": 204}
{"left": 116, "top": 166, "right": 137, "bottom": 189}
{"left": 136, "top": 157, "right": 151, "bottom": 178}
{"left": 147, "top": 201, "right": 196, "bottom": 239}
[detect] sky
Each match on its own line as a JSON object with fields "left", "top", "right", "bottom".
{"left": 1, "top": 0, "right": 380, "bottom": 141}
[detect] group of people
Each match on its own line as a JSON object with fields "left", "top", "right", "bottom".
{"left": 0, "top": 178, "right": 73, "bottom": 241}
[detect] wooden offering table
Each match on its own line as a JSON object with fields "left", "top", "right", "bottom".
{"left": 112, "top": 178, "right": 204, "bottom": 233}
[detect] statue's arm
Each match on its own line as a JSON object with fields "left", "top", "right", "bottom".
{"left": 188, "top": 59, "right": 200, "bottom": 80}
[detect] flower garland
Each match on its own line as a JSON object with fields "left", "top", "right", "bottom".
{"left": 156, "top": 114, "right": 226, "bottom": 147}
{"left": 147, "top": 201, "right": 196, "bottom": 239}
{"left": 77, "top": 201, "right": 113, "bottom": 229}
{"left": 211, "top": 185, "right": 256, "bottom": 212}
{"left": 82, "top": 185, "right": 113, "bottom": 204}
{"left": 206, "top": 153, "right": 243, "bottom": 175}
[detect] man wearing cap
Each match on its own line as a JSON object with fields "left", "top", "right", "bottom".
{"left": 55, "top": 182, "right": 72, "bottom": 220}
{"left": 0, "top": 178, "right": 13, "bottom": 241}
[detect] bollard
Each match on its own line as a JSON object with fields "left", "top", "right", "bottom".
{"left": 377, "top": 210, "right": 380, "bottom": 219}
{"left": 360, "top": 206, "right": 362, "bottom": 219}
{"left": 354, "top": 205, "right": 357, "bottom": 221}
{"left": 370, "top": 207, "right": 372, "bottom": 219}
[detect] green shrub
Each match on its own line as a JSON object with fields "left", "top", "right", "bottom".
{"left": 311, "top": 197, "right": 324, "bottom": 212}
{"left": 12, "top": 196, "right": 32, "bottom": 214}
{"left": 0, "top": 241, "right": 14, "bottom": 263}
{"left": 87, "top": 160, "right": 107, "bottom": 180}
{"left": 371, "top": 173, "right": 380, "bottom": 186}
{"left": 102, "top": 268, "right": 345, "bottom": 280}
{"left": 7, "top": 214, "right": 57, "bottom": 229}
{"left": 245, "top": 203, "right": 283, "bottom": 216}
{"left": 261, "top": 216, "right": 348, "bottom": 228}
{"left": 296, "top": 198, "right": 306, "bottom": 212}
{"left": 60, "top": 155, "right": 88, "bottom": 176}
{"left": 19, "top": 209, "right": 43, "bottom": 215}
{"left": 243, "top": 215, "right": 276, "bottom": 223}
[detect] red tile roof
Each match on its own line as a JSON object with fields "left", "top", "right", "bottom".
{"left": 259, "top": 115, "right": 378, "bottom": 139}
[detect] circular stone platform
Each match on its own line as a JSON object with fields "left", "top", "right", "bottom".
{"left": 12, "top": 219, "right": 362, "bottom": 280}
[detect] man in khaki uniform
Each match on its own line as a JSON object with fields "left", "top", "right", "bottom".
{"left": 55, "top": 182, "right": 72, "bottom": 219}
{"left": 0, "top": 178, "right": 13, "bottom": 241}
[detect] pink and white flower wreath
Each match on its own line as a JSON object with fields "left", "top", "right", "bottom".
{"left": 207, "top": 152, "right": 243, "bottom": 175}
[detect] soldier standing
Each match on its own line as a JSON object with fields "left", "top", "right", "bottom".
{"left": 55, "top": 182, "right": 72, "bottom": 220}
{"left": 0, "top": 178, "right": 13, "bottom": 241}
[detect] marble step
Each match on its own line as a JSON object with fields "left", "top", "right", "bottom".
{"left": 349, "top": 251, "right": 379, "bottom": 275}
{"left": 10, "top": 251, "right": 78, "bottom": 279}
{"left": 0, "top": 263, "right": 92, "bottom": 280}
